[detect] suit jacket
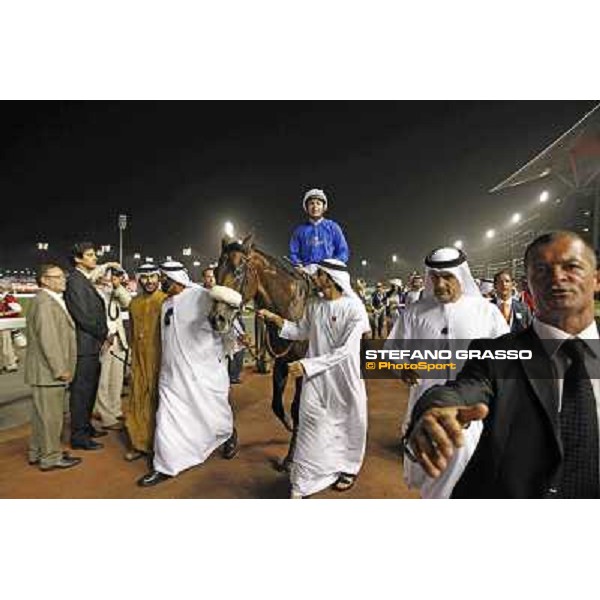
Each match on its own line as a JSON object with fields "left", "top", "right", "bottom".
{"left": 412, "top": 326, "right": 600, "bottom": 498}
{"left": 64, "top": 269, "right": 108, "bottom": 356}
{"left": 491, "top": 296, "right": 532, "bottom": 334}
{"left": 25, "top": 290, "right": 77, "bottom": 386}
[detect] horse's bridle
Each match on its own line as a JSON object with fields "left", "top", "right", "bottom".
{"left": 230, "top": 253, "right": 256, "bottom": 311}
{"left": 226, "top": 251, "right": 295, "bottom": 360}
{"left": 217, "top": 252, "right": 258, "bottom": 329}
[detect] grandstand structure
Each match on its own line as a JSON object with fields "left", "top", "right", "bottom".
{"left": 469, "top": 103, "right": 600, "bottom": 281}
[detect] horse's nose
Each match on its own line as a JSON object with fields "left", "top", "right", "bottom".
{"left": 212, "top": 313, "right": 228, "bottom": 332}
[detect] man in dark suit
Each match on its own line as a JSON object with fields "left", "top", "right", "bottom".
{"left": 406, "top": 231, "right": 600, "bottom": 498}
{"left": 492, "top": 269, "right": 532, "bottom": 334}
{"left": 64, "top": 242, "right": 110, "bottom": 450}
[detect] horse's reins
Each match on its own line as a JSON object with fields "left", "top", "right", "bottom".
{"left": 230, "top": 314, "right": 259, "bottom": 361}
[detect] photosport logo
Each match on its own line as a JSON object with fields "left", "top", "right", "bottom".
{"left": 360, "top": 339, "right": 536, "bottom": 380}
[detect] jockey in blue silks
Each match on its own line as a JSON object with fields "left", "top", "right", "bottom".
{"left": 288, "top": 188, "right": 349, "bottom": 267}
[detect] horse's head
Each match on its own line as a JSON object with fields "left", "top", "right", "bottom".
{"left": 209, "top": 234, "right": 257, "bottom": 333}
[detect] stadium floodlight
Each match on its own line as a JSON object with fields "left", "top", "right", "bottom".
{"left": 539, "top": 190, "right": 550, "bottom": 203}
{"left": 182, "top": 247, "right": 192, "bottom": 256}
{"left": 511, "top": 213, "right": 521, "bottom": 225}
{"left": 224, "top": 221, "right": 235, "bottom": 238}
{"left": 133, "top": 252, "right": 141, "bottom": 260}
{"left": 392, "top": 254, "right": 398, "bottom": 263}
{"left": 361, "top": 259, "right": 368, "bottom": 267}
{"left": 454, "top": 240, "right": 464, "bottom": 249}
{"left": 485, "top": 229, "right": 495, "bottom": 239}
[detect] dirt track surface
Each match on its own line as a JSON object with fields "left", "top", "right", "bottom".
{"left": 0, "top": 369, "right": 419, "bottom": 499}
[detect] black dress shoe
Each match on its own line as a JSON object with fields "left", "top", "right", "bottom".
{"left": 29, "top": 451, "right": 73, "bottom": 465}
{"left": 137, "top": 470, "right": 171, "bottom": 487}
{"left": 89, "top": 428, "right": 108, "bottom": 438}
{"left": 71, "top": 440, "right": 104, "bottom": 451}
{"left": 40, "top": 456, "right": 82, "bottom": 471}
{"left": 222, "top": 428, "right": 238, "bottom": 460}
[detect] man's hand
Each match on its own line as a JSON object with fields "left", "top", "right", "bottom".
{"left": 57, "top": 371, "right": 72, "bottom": 382}
{"left": 408, "top": 403, "right": 489, "bottom": 478}
{"left": 101, "top": 333, "right": 116, "bottom": 354}
{"left": 400, "top": 370, "right": 421, "bottom": 387}
{"left": 256, "top": 309, "right": 284, "bottom": 329}
{"left": 288, "top": 361, "right": 305, "bottom": 378}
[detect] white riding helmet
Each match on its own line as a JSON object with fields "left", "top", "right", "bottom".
{"left": 303, "top": 188, "right": 328, "bottom": 211}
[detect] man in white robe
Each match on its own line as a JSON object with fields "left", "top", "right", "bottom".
{"left": 137, "top": 261, "right": 242, "bottom": 487}
{"left": 93, "top": 266, "right": 131, "bottom": 430}
{"left": 259, "top": 259, "right": 371, "bottom": 499}
{"left": 387, "top": 247, "right": 509, "bottom": 498}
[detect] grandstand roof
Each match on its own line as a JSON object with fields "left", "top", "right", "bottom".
{"left": 490, "top": 103, "right": 600, "bottom": 193}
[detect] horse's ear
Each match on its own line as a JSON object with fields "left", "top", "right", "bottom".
{"left": 242, "top": 234, "right": 253, "bottom": 254}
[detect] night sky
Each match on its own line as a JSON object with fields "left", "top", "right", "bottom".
{"left": 0, "top": 100, "right": 596, "bottom": 277}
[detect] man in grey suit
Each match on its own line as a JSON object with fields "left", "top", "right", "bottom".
{"left": 26, "top": 264, "right": 82, "bottom": 471}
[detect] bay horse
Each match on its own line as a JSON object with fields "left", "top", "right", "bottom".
{"left": 209, "top": 235, "right": 311, "bottom": 466}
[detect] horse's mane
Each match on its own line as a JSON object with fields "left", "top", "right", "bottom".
{"left": 248, "top": 245, "right": 313, "bottom": 321}
{"left": 251, "top": 246, "right": 307, "bottom": 282}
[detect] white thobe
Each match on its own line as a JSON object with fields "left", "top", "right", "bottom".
{"left": 153, "top": 286, "right": 232, "bottom": 476}
{"left": 404, "top": 290, "right": 422, "bottom": 306}
{"left": 95, "top": 285, "right": 131, "bottom": 426}
{"left": 281, "top": 296, "right": 371, "bottom": 497}
{"left": 388, "top": 294, "right": 509, "bottom": 498}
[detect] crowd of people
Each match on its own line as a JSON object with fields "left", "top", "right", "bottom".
{"left": 356, "top": 267, "right": 533, "bottom": 342}
{"left": 9, "top": 187, "right": 600, "bottom": 498}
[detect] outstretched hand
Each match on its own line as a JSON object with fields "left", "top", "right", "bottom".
{"left": 257, "top": 309, "right": 284, "bottom": 329}
{"left": 408, "top": 403, "right": 489, "bottom": 478}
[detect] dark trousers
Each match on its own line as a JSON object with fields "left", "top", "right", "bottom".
{"left": 228, "top": 349, "right": 244, "bottom": 383}
{"left": 372, "top": 309, "right": 385, "bottom": 339}
{"left": 69, "top": 354, "right": 101, "bottom": 445}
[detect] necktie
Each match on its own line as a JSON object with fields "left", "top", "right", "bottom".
{"left": 557, "top": 339, "right": 600, "bottom": 498}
